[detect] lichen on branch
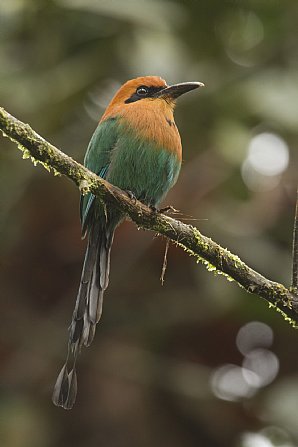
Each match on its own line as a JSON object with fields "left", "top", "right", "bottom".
{"left": 1, "top": 106, "right": 298, "bottom": 326}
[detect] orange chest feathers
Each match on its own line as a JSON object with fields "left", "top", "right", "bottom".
{"left": 101, "top": 99, "right": 182, "bottom": 161}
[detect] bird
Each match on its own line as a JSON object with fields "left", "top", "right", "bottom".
{"left": 52, "top": 75, "right": 203, "bottom": 409}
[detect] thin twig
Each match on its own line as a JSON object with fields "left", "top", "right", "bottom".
{"left": 292, "top": 188, "right": 298, "bottom": 292}
{"left": 160, "top": 238, "right": 170, "bottom": 285}
{"left": 1, "top": 106, "right": 298, "bottom": 325}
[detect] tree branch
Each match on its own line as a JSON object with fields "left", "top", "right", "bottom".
{"left": 1, "top": 106, "right": 298, "bottom": 325}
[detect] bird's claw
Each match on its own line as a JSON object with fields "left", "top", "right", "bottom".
{"left": 150, "top": 205, "right": 158, "bottom": 213}
{"left": 125, "top": 190, "right": 137, "bottom": 204}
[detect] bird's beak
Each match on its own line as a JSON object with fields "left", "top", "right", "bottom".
{"left": 153, "top": 81, "right": 204, "bottom": 100}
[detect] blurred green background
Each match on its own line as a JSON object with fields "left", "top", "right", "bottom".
{"left": 1, "top": 0, "right": 298, "bottom": 446}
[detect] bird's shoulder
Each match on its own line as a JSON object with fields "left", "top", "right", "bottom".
{"left": 80, "top": 117, "right": 121, "bottom": 233}
{"left": 84, "top": 117, "right": 120, "bottom": 174}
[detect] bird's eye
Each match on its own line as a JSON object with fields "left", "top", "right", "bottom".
{"left": 136, "top": 86, "right": 149, "bottom": 96}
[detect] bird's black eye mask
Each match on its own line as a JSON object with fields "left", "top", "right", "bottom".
{"left": 125, "top": 85, "right": 166, "bottom": 104}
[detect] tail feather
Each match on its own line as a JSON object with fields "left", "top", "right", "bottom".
{"left": 89, "top": 230, "right": 113, "bottom": 324}
{"left": 88, "top": 254, "right": 102, "bottom": 324}
{"left": 52, "top": 217, "right": 117, "bottom": 409}
{"left": 73, "top": 230, "right": 98, "bottom": 321}
{"left": 52, "top": 356, "right": 78, "bottom": 410}
{"left": 83, "top": 320, "right": 96, "bottom": 347}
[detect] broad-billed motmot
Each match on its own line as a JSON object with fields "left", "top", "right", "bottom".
{"left": 53, "top": 76, "right": 203, "bottom": 409}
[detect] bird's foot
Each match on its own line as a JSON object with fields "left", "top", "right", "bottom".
{"left": 125, "top": 190, "right": 137, "bottom": 204}
{"left": 149, "top": 205, "right": 158, "bottom": 213}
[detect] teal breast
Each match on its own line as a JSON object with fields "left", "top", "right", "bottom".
{"left": 107, "top": 120, "right": 181, "bottom": 206}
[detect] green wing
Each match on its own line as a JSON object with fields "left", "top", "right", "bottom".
{"left": 80, "top": 118, "right": 119, "bottom": 233}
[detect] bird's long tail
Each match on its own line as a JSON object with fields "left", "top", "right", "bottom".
{"left": 52, "top": 218, "right": 116, "bottom": 409}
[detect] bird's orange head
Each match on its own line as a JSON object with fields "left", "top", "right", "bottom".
{"left": 100, "top": 76, "right": 203, "bottom": 158}
{"left": 100, "top": 76, "right": 204, "bottom": 122}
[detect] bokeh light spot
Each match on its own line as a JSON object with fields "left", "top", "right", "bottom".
{"left": 242, "top": 349, "right": 279, "bottom": 387}
{"left": 210, "top": 364, "right": 258, "bottom": 401}
{"left": 236, "top": 321, "right": 273, "bottom": 356}
{"left": 217, "top": 10, "right": 264, "bottom": 67}
{"left": 241, "top": 432, "right": 275, "bottom": 447}
{"left": 247, "top": 133, "right": 289, "bottom": 176}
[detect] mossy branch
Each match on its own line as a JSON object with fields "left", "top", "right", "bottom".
{"left": 1, "top": 106, "right": 298, "bottom": 325}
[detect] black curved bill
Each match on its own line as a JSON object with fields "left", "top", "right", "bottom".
{"left": 154, "top": 81, "right": 204, "bottom": 99}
